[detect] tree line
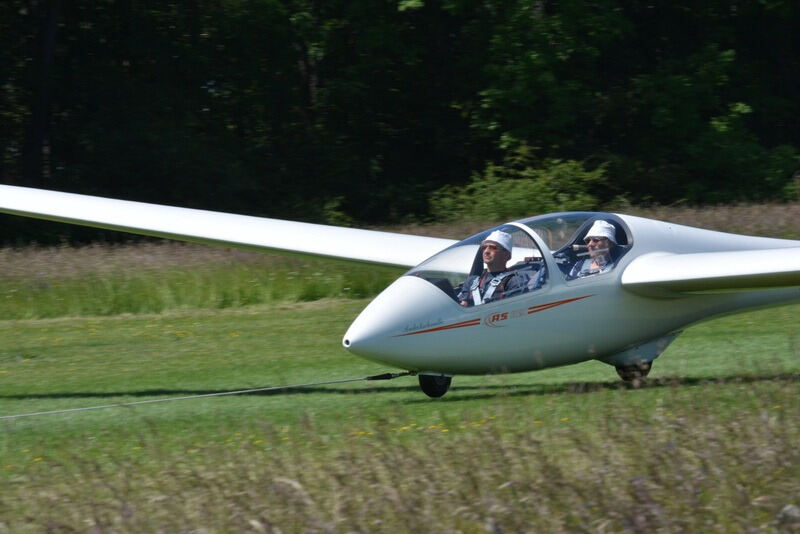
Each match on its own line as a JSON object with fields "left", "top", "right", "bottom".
{"left": 2, "top": 1, "right": 798, "bottom": 242}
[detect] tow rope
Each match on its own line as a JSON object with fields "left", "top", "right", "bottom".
{"left": 0, "top": 371, "right": 414, "bottom": 421}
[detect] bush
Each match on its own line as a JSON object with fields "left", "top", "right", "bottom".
{"left": 430, "top": 147, "right": 606, "bottom": 222}
{"left": 680, "top": 102, "right": 800, "bottom": 203}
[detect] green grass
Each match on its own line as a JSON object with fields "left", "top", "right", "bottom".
{"left": 1, "top": 298, "right": 798, "bottom": 531}
{"left": 0, "top": 243, "right": 402, "bottom": 318}
{"left": 0, "top": 238, "right": 799, "bottom": 531}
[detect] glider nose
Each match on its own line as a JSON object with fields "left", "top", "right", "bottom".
{"left": 343, "top": 275, "right": 459, "bottom": 368}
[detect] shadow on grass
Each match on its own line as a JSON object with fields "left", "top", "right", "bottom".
{"left": 420, "top": 372, "right": 800, "bottom": 403}
{"left": 2, "top": 372, "right": 799, "bottom": 402}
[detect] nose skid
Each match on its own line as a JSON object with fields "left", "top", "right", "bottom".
{"left": 343, "top": 276, "right": 461, "bottom": 369}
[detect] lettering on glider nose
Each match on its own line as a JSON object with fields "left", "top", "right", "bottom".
{"left": 403, "top": 318, "right": 444, "bottom": 333}
{"left": 485, "top": 312, "right": 508, "bottom": 327}
{"left": 483, "top": 309, "right": 525, "bottom": 327}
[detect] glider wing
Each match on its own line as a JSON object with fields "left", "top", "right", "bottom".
{"left": 0, "top": 185, "right": 455, "bottom": 268}
{"left": 622, "top": 248, "right": 800, "bottom": 294}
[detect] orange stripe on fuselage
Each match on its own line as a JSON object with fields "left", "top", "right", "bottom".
{"left": 528, "top": 295, "right": 593, "bottom": 315}
{"left": 396, "top": 295, "right": 593, "bottom": 337}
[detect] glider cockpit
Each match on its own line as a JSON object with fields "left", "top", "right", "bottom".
{"left": 406, "top": 212, "right": 633, "bottom": 306}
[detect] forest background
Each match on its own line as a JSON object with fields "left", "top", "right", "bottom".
{"left": 1, "top": 0, "right": 799, "bottom": 244}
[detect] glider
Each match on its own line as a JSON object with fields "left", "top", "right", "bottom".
{"left": 1, "top": 184, "right": 799, "bottom": 397}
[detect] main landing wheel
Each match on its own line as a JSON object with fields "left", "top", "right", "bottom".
{"left": 615, "top": 361, "right": 652, "bottom": 383}
{"left": 418, "top": 374, "right": 452, "bottom": 398}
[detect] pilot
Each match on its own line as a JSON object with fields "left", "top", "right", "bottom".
{"left": 569, "top": 220, "right": 617, "bottom": 278}
{"left": 457, "top": 230, "right": 523, "bottom": 307}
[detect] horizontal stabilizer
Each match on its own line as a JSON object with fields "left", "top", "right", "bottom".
{"left": 622, "top": 248, "right": 800, "bottom": 295}
{"left": 0, "top": 185, "right": 454, "bottom": 268}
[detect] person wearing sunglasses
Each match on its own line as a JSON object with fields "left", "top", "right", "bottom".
{"left": 569, "top": 220, "right": 618, "bottom": 279}
{"left": 457, "top": 230, "right": 524, "bottom": 306}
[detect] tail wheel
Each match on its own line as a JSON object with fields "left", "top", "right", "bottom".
{"left": 616, "top": 361, "right": 652, "bottom": 382}
{"left": 418, "top": 374, "right": 452, "bottom": 398}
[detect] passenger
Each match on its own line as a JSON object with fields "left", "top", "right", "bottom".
{"left": 458, "top": 230, "right": 523, "bottom": 306}
{"left": 569, "top": 220, "right": 617, "bottom": 278}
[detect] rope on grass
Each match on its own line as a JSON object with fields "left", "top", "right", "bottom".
{"left": 0, "top": 371, "right": 414, "bottom": 420}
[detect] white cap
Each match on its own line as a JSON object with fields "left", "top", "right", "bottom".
{"left": 482, "top": 230, "right": 513, "bottom": 253}
{"left": 584, "top": 220, "right": 617, "bottom": 244}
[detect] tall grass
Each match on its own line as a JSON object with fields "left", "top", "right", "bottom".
{"left": 2, "top": 202, "right": 799, "bottom": 320}
{"left": 621, "top": 202, "right": 800, "bottom": 240}
{"left": 2, "top": 382, "right": 798, "bottom": 532}
{"left": 0, "top": 242, "right": 402, "bottom": 319}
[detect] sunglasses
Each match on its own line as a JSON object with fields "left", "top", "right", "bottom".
{"left": 584, "top": 237, "right": 608, "bottom": 244}
{"left": 481, "top": 244, "right": 500, "bottom": 251}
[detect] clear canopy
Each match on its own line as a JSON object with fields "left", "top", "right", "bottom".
{"left": 405, "top": 223, "right": 545, "bottom": 304}
{"left": 406, "top": 213, "right": 631, "bottom": 304}
{"left": 518, "top": 213, "right": 597, "bottom": 252}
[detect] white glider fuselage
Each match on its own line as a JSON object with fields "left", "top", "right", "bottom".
{"left": 343, "top": 214, "right": 800, "bottom": 375}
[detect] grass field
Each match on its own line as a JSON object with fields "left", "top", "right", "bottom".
{"left": 1, "top": 212, "right": 799, "bottom": 532}
{"left": 1, "top": 298, "right": 799, "bottom": 531}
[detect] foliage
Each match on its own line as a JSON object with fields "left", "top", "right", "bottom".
{"left": 1, "top": 1, "right": 800, "bottom": 241}
{"left": 430, "top": 146, "right": 605, "bottom": 221}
